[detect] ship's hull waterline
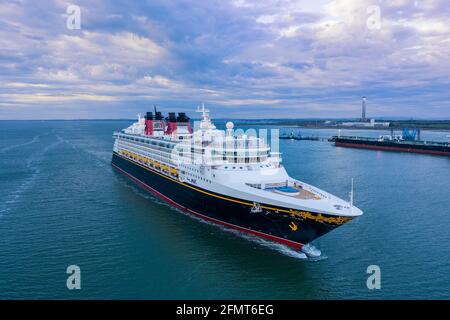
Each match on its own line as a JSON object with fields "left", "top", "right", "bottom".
{"left": 111, "top": 152, "right": 354, "bottom": 249}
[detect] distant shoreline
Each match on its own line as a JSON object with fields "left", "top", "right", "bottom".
{"left": 236, "top": 124, "right": 450, "bottom": 132}
{"left": 234, "top": 120, "right": 450, "bottom": 132}
{"left": 1, "top": 118, "right": 449, "bottom": 132}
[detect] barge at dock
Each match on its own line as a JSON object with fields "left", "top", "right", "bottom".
{"left": 330, "top": 129, "right": 450, "bottom": 156}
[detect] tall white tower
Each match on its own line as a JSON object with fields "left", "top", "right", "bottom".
{"left": 361, "top": 96, "right": 367, "bottom": 122}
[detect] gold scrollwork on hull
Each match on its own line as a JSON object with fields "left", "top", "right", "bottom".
{"left": 288, "top": 209, "right": 352, "bottom": 225}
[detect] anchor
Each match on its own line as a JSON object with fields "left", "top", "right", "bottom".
{"left": 289, "top": 221, "right": 298, "bottom": 231}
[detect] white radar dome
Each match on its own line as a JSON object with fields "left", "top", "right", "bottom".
{"left": 226, "top": 121, "right": 234, "bottom": 130}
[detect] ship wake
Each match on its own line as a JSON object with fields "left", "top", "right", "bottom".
{"left": 185, "top": 209, "right": 326, "bottom": 261}
{"left": 0, "top": 135, "right": 63, "bottom": 217}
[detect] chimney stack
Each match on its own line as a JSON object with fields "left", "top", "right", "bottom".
{"left": 144, "top": 112, "right": 153, "bottom": 136}
{"left": 152, "top": 107, "right": 165, "bottom": 136}
{"left": 165, "top": 112, "right": 177, "bottom": 134}
{"left": 362, "top": 96, "right": 367, "bottom": 122}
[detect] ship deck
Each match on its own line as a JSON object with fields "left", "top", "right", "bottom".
{"left": 266, "top": 186, "right": 318, "bottom": 200}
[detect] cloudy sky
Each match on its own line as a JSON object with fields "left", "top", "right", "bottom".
{"left": 1, "top": 0, "right": 449, "bottom": 119}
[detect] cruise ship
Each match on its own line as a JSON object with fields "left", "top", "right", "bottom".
{"left": 111, "top": 106, "right": 363, "bottom": 254}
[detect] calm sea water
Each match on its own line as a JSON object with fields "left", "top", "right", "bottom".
{"left": 0, "top": 120, "right": 449, "bottom": 299}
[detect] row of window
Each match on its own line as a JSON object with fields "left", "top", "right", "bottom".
{"left": 118, "top": 136, "right": 272, "bottom": 168}
{"left": 120, "top": 149, "right": 179, "bottom": 179}
{"left": 118, "top": 140, "right": 174, "bottom": 164}
{"left": 222, "top": 163, "right": 272, "bottom": 170}
{"left": 120, "top": 134, "right": 176, "bottom": 149}
{"left": 120, "top": 134, "right": 269, "bottom": 155}
{"left": 184, "top": 172, "right": 212, "bottom": 184}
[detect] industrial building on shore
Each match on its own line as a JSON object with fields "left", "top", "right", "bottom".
{"left": 341, "top": 97, "right": 390, "bottom": 128}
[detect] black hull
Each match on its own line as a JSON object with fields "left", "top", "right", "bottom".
{"left": 333, "top": 137, "right": 450, "bottom": 156}
{"left": 111, "top": 152, "right": 353, "bottom": 249}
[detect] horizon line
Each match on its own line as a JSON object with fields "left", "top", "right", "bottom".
{"left": 1, "top": 117, "right": 449, "bottom": 121}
